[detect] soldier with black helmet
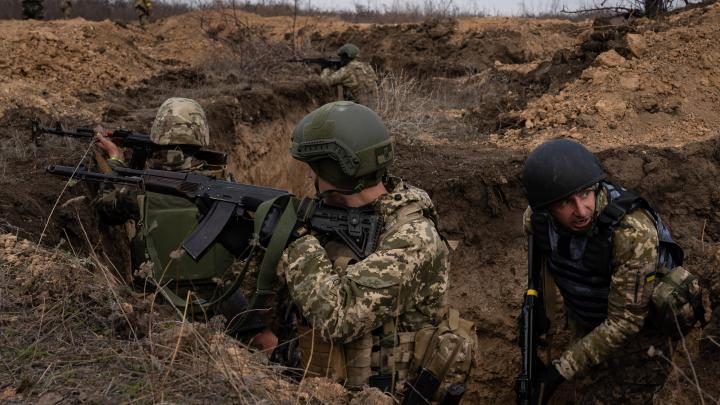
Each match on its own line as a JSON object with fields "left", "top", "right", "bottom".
{"left": 520, "top": 139, "right": 704, "bottom": 403}
{"left": 320, "top": 44, "right": 378, "bottom": 106}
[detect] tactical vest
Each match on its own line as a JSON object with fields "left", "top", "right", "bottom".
{"left": 131, "top": 191, "right": 234, "bottom": 311}
{"left": 531, "top": 182, "right": 684, "bottom": 329}
{"left": 297, "top": 202, "right": 431, "bottom": 392}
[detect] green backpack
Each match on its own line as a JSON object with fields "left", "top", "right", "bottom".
{"left": 132, "top": 191, "right": 235, "bottom": 312}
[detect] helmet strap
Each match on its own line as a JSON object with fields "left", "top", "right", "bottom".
{"left": 314, "top": 176, "right": 365, "bottom": 200}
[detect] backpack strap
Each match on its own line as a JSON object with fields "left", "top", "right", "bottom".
{"left": 583, "top": 184, "right": 641, "bottom": 274}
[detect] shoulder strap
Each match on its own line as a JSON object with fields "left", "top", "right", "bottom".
{"left": 227, "top": 195, "right": 299, "bottom": 334}
{"left": 583, "top": 183, "right": 642, "bottom": 273}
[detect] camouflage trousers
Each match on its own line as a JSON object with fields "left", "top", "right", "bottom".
{"left": 559, "top": 327, "right": 674, "bottom": 404}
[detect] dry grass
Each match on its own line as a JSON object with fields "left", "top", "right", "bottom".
{"left": 374, "top": 71, "right": 477, "bottom": 141}
{"left": 0, "top": 227, "right": 328, "bottom": 403}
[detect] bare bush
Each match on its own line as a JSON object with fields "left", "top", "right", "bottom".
{"left": 374, "top": 71, "right": 440, "bottom": 139}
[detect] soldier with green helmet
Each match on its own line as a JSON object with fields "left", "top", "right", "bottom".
{"left": 275, "top": 101, "right": 474, "bottom": 400}
{"left": 94, "top": 97, "right": 277, "bottom": 352}
{"left": 519, "top": 139, "right": 704, "bottom": 403}
{"left": 320, "top": 43, "right": 378, "bottom": 107}
{"left": 21, "top": 0, "right": 44, "bottom": 20}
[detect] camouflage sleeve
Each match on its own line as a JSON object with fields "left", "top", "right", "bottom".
{"left": 320, "top": 66, "right": 353, "bottom": 88}
{"left": 282, "top": 218, "right": 448, "bottom": 343}
{"left": 554, "top": 209, "right": 658, "bottom": 380}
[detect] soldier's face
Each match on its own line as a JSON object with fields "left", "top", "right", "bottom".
{"left": 549, "top": 188, "right": 596, "bottom": 232}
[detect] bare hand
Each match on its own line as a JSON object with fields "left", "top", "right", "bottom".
{"left": 249, "top": 328, "right": 279, "bottom": 355}
{"left": 94, "top": 125, "right": 122, "bottom": 160}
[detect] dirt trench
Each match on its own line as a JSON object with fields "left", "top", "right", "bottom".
{"left": 393, "top": 136, "right": 720, "bottom": 402}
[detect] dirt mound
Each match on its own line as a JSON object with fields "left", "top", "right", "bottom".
{"left": 490, "top": 2, "right": 720, "bottom": 151}
{"left": 311, "top": 16, "right": 583, "bottom": 77}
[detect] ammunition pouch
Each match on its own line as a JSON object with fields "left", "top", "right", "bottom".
{"left": 407, "top": 308, "right": 477, "bottom": 403}
{"left": 651, "top": 265, "right": 706, "bottom": 338}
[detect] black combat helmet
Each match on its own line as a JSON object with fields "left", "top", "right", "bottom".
{"left": 522, "top": 139, "right": 606, "bottom": 209}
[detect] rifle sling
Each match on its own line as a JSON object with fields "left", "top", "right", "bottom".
{"left": 231, "top": 195, "right": 299, "bottom": 333}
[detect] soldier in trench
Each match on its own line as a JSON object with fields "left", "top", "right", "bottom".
{"left": 320, "top": 44, "right": 379, "bottom": 107}
{"left": 520, "top": 139, "right": 705, "bottom": 404}
{"left": 263, "top": 101, "right": 476, "bottom": 401}
{"left": 93, "top": 97, "right": 277, "bottom": 351}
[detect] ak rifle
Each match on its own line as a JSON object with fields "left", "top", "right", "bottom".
{"left": 46, "top": 164, "right": 382, "bottom": 261}
{"left": 287, "top": 57, "right": 344, "bottom": 70}
{"left": 33, "top": 122, "right": 227, "bottom": 170}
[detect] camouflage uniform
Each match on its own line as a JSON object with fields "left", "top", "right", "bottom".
{"left": 282, "top": 176, "right": 449, "bottom": 388}
{"left": 134, "top": 0, "right": 152, "bottom": 27}
{"left": 524, "top": 185, "right": 672, "bottom": 403}
{"left": 60, "top": 0, "right": 72, "bottom": 18}
{"left": 95, "top": 98, "right": 229, "bottom": 299}
{"left": 21, "top": 0, "right": 44, "bottom": 20}
{"left": 321, "top": 60, "right": 378, "bottom": 107}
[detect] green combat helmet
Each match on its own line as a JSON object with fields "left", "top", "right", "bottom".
{"left": 291, "top": 101, "right": 394, "bottom": 193}
{"left": 337, "top": 43, "right": 360, "bottom": 60}
{"left": 150, "top": 97, "right": 210, "bottom": 146}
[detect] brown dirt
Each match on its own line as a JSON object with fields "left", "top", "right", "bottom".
{"left": 2, "top": 2, "right": 720, "bottom": 403}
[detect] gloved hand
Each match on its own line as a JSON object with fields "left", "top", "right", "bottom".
{"left": 535, "top": 363, "right": 565, "bottom": 405}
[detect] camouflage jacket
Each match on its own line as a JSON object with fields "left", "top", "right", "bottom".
{"left": 321, "top": 60, "right": 378, "bottom": 106}
{"left": 523, "top": 185, "right": 659, "bottom": 380}
{"left": 282, "top": 177, "right": 449, "bottom": 343}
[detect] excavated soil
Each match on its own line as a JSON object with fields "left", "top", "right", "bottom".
{"left": 2, "top": 2, "right": 720, "bottom": 403}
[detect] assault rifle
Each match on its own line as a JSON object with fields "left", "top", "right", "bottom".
{"left": 516, "top": 235, "right": 544, "bottom": 405}
{"left": 33, "top": 122, "right": 227, "bottom": 170}
{"left": 46, "top": 164, "right": 382, "bottom": 261}
{"left": 287, "top": 57, "right": 344, "bottom": 70}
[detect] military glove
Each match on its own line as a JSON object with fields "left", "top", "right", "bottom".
{"left": 535, "top": 363, "right": 565, "bottom": 405}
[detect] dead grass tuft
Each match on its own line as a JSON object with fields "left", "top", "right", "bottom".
{"left": 0, "top": 230, "right": 336, "bottom": 403}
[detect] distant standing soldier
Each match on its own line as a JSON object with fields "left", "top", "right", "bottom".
{"left": 60, "top": 0, "right": 72, "bottom": 19}
{"left": 135, "top": 0, "right": 152, "bottom": 27}
{"left": 21, "top": 0, "right": 44, "bottom": 20}
{"left": 321, "top": 43, "right": 378, "bottom": 107}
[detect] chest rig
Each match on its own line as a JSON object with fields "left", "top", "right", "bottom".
{"left": 297, "top": 201, "right": 431, "bottom": 391}
{"left": 530, "top": 182, "right": 683, "bottom": 329}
